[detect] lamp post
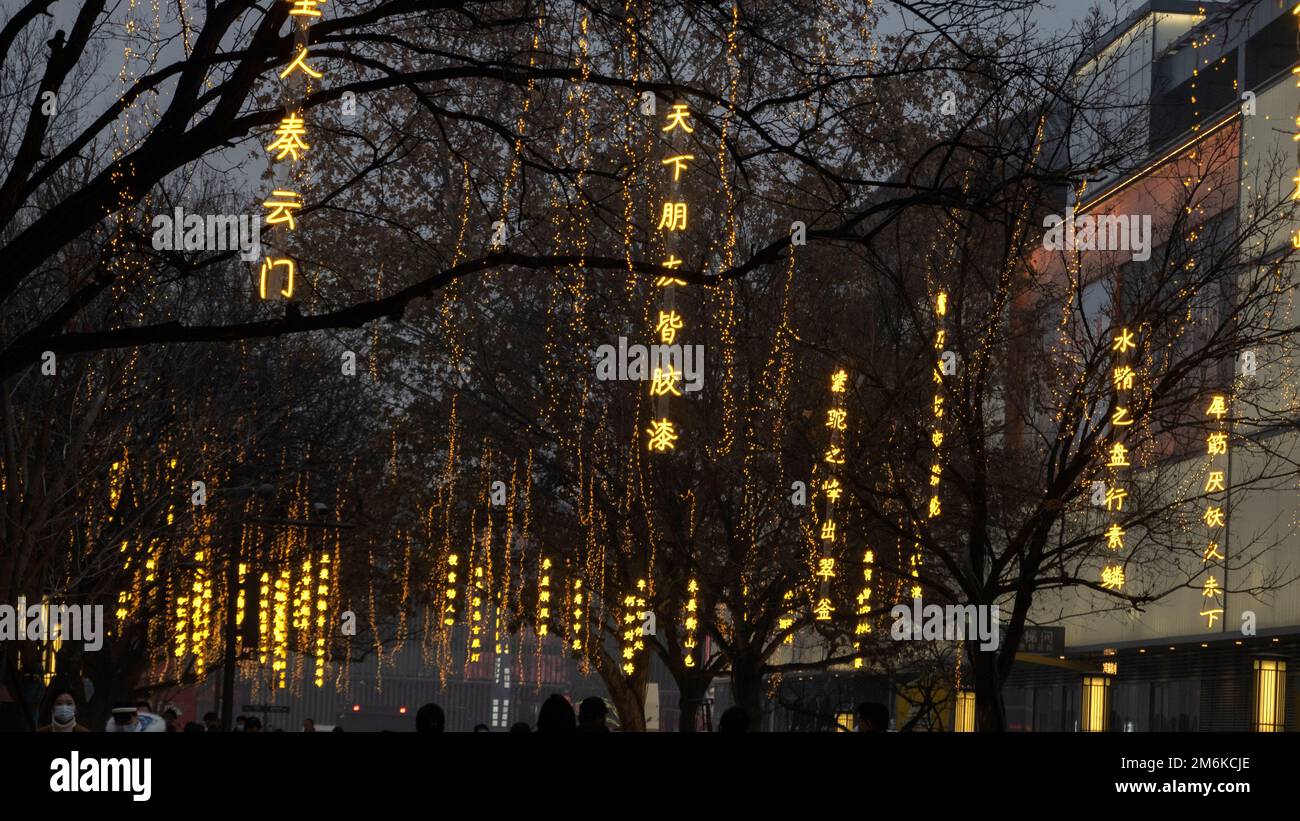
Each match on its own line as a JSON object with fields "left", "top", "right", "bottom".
{"left": 1080, "top": 672, "right": 1112, "bottom": 732}
{"left": 1251, "top": 656, "right": 1287, "bottom": 732}
{"left": 953, "top": 690, "right": 976, "bottom": 732}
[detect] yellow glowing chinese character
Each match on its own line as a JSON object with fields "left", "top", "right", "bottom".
{"left": 656, "top": 310, "right": 684, "bottom": 344}
{"left": 1105, "top": 485, "right": 1127, "bottom": 511}
{"left": 649, "top": 366, "right": 682, "bottom": 397}
{"left": 824, "top": 446, "right": 845, "bottom": 465}
{"left": 656, "top": 202, "right": 688, "bottom": 231}
{"left": 1111, "top": 406, "right": 1133, "bottom": 427}
{"left": 820, "top": 520, "right": 836, "bottom": 541}
{"left": 1113, "top": 365, "right": 1135, "bottom": 391}
{"left": 258, "top": 257, "right": 296, "bottom": 299}
{"left": 830, "top": 370, "right": 848, "bottom": 393}
{"left": 1203, "top": 505, "right": 1225, "bottom": 527}
{"left": 816, "top": 558, "right": 836, "bottom": 579}
{"left": 933, "top": 395, "right": 944, "bottom": 418}
{"left": 1206, "top": 431, "right": 1228, "bottom": 456}
{"left": 929, "top": 463, "right": 942, "bottom": 486}
{"left": 935, "top": 291, "right": 948, "bottom": 317}
{"left": 1206, "top": 395, "right": 1228, "bottom": 419}
{"left": 280, "top": 45, "right": 324, "bottom": 80}
{"left": 1205, "top": 470, "right": 1225, "bottom": 493}
{"left": 262, "top": 189, "right": 303, "bottom": 230}
{"left": 928, "top": 495, "right": 941, "bottom": 518}
{"left": 662, "top": 103, "right": 694, "bottom": 133}
{"left": 823, "top": 477, "right": 842, "bottom": 502}
{"left": 813, "top": 598, "right": 834, "bottom": 620}
{"left": 1112, "top": 327, "right": 1136, "bottom": 353}
{"left": 826, "top": 408, "right": 847, "bottom": 430}
{"left": 267, "top": 113, "right": 310, "bottom": 161}
{"left": 288, "top": 0, "right": 326, "bottom": 17}
{"left": 931, "top": 431, "right": 944, "bottom": 447}
{"left": 657, "top": 255, "right": 687, "bottom": 285}
{"left": 662, "top": 154, "right": 694, "bottom": 180}
{"left": 646, "top": 417, "right": 678, "bottom": 452}
{"left": 1203, "top": 542, "right": 1225, "bottom": 564}
{"left": 1107, "top": 442, "right": 1130, "bottom": 467}
{"left": 1202, "top": 574, "right": 1222, "bottom": 599}
{"left": 1105, "top": 523, "right": 1125, "bottom": 550}
{"left": 934, "top": 329, "right": 945, "bottom": 349}
{"left": 1100, "top": 564, "right": 1125, "bottom": 590}
{"left": 1201, "top": 607, "right": 1223, "bottom": 628}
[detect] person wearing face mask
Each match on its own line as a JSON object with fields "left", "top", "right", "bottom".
{"left": 37, "top": 689, "right": 90, "bottom": 733}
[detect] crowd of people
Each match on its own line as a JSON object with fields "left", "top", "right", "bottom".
{"left": 32, "top": 685, "right": 894, "bottom": 732}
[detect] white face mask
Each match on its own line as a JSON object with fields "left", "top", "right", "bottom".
{"left": 53, "top": 705, "right": 76, "bottom": 723}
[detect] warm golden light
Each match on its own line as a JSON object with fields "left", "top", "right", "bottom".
{"left": 1253, "top": 659, "right": 1287, "bottom": 732}
{"left": 954, "top": 691, "right": 976, "bottom": 732}
{"left": 1080, "top": 674, "right": 1111, "bottom": 732}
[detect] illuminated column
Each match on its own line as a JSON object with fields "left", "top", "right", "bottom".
{"left": 257, "top": 570, "right": 271, "bottom": 664}
{"left": 1197, "top": 395, "right": 1229, "bottom": 631}
{"left": 646, "top": 103, "right": 695, "bottom": 455}
{"left": 569, "top": 577, "right": 585, "bottom": 653}
{"left": 918, "top": 290, "right": 948, "bottom": 600}
{"left": 272, "top": 567, "right": 290, "bottom": 689}
{"left": 953, "top": 690, "right": 976, "bottom": 733}
{"left": 1252, "top": 657, "right": 1287, "bottom": 732}
{"left": 441, "top": 552, "right": 460, "bottom": 627}
{"left": 257, "top": 1, "right": 326, "bottom": 299}
{"left": 1080, "top": 673, "right": 1112, "bottom": 732}
{"left": 815, "top": 368, "right": 849, "bottom": 632}
{"left": 469, "top": 558, "right": 485, "bottom": 664}
{"left": 536, "top": 556, "right": 551, "bottom": 637}
{"left": 313, "top": 551, "right": 330, "bottom": 687}
{"left": 192, "top": 547, "right": 210, "bottom": 677}
{"left": 620, "top": 578, "right": 647, "bottom": 676}
{"left": 853, "top": 549, "right": 874, "bottom": 667}
{"left": 682, "top": 578, "right": 700, "bottom": 668}
{"left": 1099, "top": 327, "right": 1138, "bottom": 594}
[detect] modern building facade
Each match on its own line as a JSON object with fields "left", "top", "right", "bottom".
{"left": 1010, "top": 0, "right": 1300, "bottom": 732}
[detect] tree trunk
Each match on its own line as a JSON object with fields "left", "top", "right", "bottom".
{"left": 595, "top": 650, "right": 647, "bottom": 731}
{"left": 971, "top": 647, "right": 1006, "bottom": 732}
{"left": 730, "top": 651, "right": 764, "bottom": 731}
{"left": 676, "top": 673, "right": 711, "bottom": 732}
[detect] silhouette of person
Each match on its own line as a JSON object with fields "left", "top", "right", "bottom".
{"left": 718, "top": 706, "right": 748, "bottom": 732}
{"left": 416, "top": 703, "right": 446, "bottom": 733}
{"left": 535, "top": 694, "right": 576, "bottom": 733}
{"left": 577, "top": 697, "right": 610, "bottom": 732}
